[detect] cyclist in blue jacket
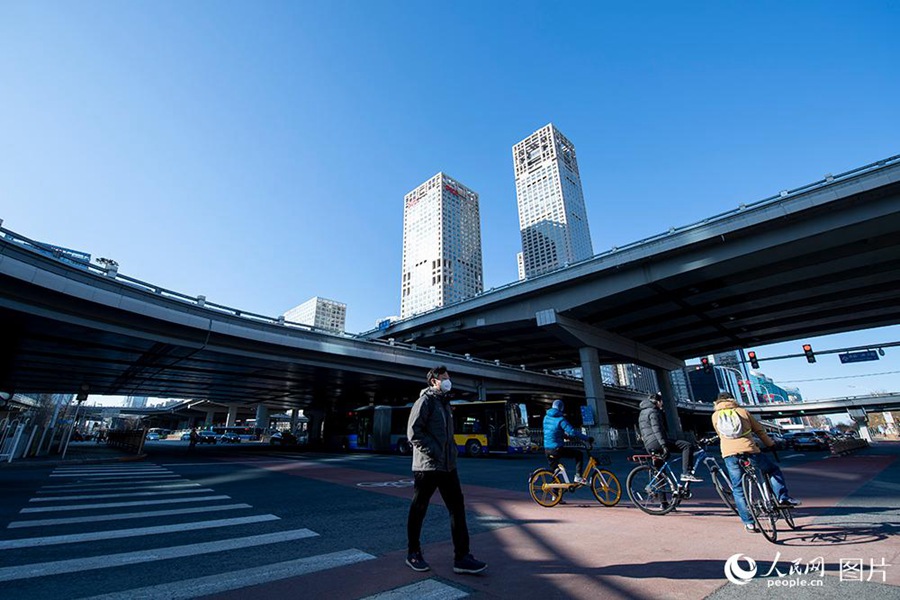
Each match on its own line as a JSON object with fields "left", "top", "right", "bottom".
{"left": 543, "top": 399, "right": 592, "bottom": 483}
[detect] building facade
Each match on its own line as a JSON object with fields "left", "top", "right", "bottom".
{"left": 513, "top": 123, "right": 593, "bottom": 278}
{"left": 284, "top": 297, "right": 347, "bottom": 334}
{"left": 400, "top": 173, "right": 483, "bottom": 319}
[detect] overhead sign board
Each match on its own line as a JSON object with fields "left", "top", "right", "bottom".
{"left": 839, "top": 350, "right": 880, "bottom": 364}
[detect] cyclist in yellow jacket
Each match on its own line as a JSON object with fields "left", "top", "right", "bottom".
{"left": 712, "top": 392, "right": 801, "bottom": 533}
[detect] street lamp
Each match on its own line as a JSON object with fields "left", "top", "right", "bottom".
{"left": 715, "top": 365, "right": 755, "bottom": 405}
{"left": 758, "top": 383, "right": 786, "bottom": 404}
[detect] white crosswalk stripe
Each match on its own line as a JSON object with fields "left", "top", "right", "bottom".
{"left": 78, "top": 549, "right": 377, "bottom": 600}
{"left": 0, "top": 461, "right": 380, "bottom": 597}
{"left": 361, "top": 580, "right": 470, "bottom": 600}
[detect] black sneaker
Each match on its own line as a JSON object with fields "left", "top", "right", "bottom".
{"left": 406, "top": 551, "right": 430, "bottom": 572}
{"left": 745, "top": 523, "right": 759, "bottom": 533}
{"left": 453, "top": 554, "right": 487, "bottom": 574}
{"left": 779, "top": 496, "right": 802, "bottom": 507}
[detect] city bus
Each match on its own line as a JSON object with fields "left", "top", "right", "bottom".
{"left": 210, "top": 425, "right": 257, "bottom": 441}
{"left": 450, "top": 400, "right": 539, "bottom": 457}
{"left": 343, "top": 404, "right": 413, "bottom": 453}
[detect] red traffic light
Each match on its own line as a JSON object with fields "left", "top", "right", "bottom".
{"left": 747, "top": 351, "right": 760, "bottom": 369}
{"left": 700, "top": 357, "right": 712, "bottom": 373}
{"left": 802, "top": 344, "right": 816, "bottom": 363}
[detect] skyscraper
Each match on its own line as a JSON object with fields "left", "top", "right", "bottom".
{"left": 284, "top": 297, "right": 347, "bottom": 334}
{"left": 401, "top": 173, "right": 483, "bottom": 319}
{"left": 513, "top": 123, "right": 593, "bottom": 278}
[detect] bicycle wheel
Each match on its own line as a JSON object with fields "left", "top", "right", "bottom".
{"left": 626, "top": 465, "right": 677, "bottom": 515}
{"left": 781, "top": 507, "right": 797, "bottom": 529}
{"left": 743, "top": 476, "right": 777, "bottom": 542}
{"left": 712, "top": 468, "right": 738, "bottom": 515}
{"left": 528, "top": 468, "right": 563, "bottom": 508}
{"left": 590, "top": 468, "right": 622, "bottom": 506}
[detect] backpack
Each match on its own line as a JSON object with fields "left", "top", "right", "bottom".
{"left": 715, "top": 408, "right": 746, "bottom": 439}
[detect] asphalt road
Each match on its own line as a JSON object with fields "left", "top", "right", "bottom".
{"left": 0, "top": 441, "right": 897, "bottom": 599}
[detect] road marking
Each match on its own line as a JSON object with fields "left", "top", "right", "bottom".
{"left": 78, "top": 549, "right": 376, "bottom": 599}
{"left": 38, "top": 482, "right": 199, "bottom": 494}
{"left": 49, "top": 473, "right": 176, "bottom": 479}
{"left": 43, "top": 478, "right": 184, "bottom": 489}
{"left": 20, "top": 495, "right": 232, "bottom": 513}
{"left": 31, "top": 488, "right": 215, "bottom": 502}
{"left": 360, "top": 579, "right": 469, "bottom": 599}
{"left": 0, "top": 528, "right": 319, "bottom": 582}
{"left": 7, "top": 504, "right": 253, "bottom": 528}
{"left": 0, "top": 514, "right": 280, "bottom": 550}
{"left": 53, "top": 466, "right": 167, "bottom": 472}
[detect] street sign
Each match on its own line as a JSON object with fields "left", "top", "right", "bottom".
{"left": 839, "top": 350, "right": 880, "bottom": 364}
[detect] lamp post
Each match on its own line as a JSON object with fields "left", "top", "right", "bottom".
{"left": 758, "top": 383, "right": 786, "bottom": 404}
{"left": 715, "top": 365, "right": 755, "bottom": 405}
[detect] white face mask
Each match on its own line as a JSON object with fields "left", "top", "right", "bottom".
{"left": 440, "top": 379, "right": 452, "bottom": 393}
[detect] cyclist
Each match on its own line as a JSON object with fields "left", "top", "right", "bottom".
{"left": 638, "top": 392, "right": 702, "bottom": 483}
{"left": 712, "top": 392, "right": 801, "bottom": 533}
{"left": 543, "top": 399, "right": 592, "bottom": 483}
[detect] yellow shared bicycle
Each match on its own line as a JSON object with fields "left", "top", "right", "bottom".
{"left": 528, "top": 442, "right": 622, "bottom": 507}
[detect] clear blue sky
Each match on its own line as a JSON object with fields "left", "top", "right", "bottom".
{"left": 2, "top": 1, "right": 898, "bottom": 403}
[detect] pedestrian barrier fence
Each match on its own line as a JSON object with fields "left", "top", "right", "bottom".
{"left": 829, "top": 438, "right": 869, "bottom": 456}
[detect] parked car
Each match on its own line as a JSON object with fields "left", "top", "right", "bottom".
{"left": 220, "top": 432, "right": 242, "bottom": 444}
{"left": 269, "top": 431, "right": 298, "bottom": 446}
{"left": 180, "top": 432, "right": 192, "bottom": 441}
{"left": 145, "top": 432, "right": 161, "bottom": 441}
{"left": 197, "top": 430, "right": 218, "bottom": 444}
{"left": 790, "top": 432, "right": 827, "bottom": 451}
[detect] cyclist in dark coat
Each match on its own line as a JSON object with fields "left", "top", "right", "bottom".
{"left": 638, "top": 392, "right": 701, "bottom": 482}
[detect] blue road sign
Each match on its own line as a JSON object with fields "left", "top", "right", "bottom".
{"left": 839, "top": 350, "right": 880, "bottom": 364}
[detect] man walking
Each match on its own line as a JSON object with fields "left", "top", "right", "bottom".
{"left": 405, "top": 365, "right": 486, "bottom": 575}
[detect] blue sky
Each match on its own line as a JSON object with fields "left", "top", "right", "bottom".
{"left": 2, "top": 1, "right": 898, "bottom": 403}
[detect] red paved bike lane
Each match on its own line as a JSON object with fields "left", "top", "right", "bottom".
{"left": 203, "top": 451, "right": 900, "bottom": 599}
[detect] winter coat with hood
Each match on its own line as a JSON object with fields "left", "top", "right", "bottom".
{"left": 711, "top": 398, "right": 774, "bottom": 458}
{"left": 542, "top": 407, "right": 587, "bottom": 452}
{"left": 407, "top": 386, "right": 457, "bottom": 472}
{"left": 638, "top": 398, "right": 667, "bottom": 451}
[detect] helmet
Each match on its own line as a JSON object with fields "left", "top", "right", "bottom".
{"left": 552, "top": 399, "right": 565, "bottom": 411}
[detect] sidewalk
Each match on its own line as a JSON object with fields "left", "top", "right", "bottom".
{"left": 0, "top": 442, "right": 145, "bottom": 469}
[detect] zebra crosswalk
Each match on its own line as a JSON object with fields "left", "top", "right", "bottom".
{"left": 0, "top": 462, "right": 376, "bottom": 598}
{"left": 1, "top": 462, "right": 473, "bottom": 600}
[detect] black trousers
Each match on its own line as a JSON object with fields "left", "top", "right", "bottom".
{"left": 651, "top": 440, "right": 694, "bottom": 474}
{"left": 407, "top": 469, "right": 470, "bottom": 560}
{"left": 546, "top": 447, "right": 586, "bottom": 476}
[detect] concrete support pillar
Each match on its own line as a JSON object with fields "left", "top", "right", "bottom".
{"left": 204, "top": 410, "right": 216, "bottom": 427}
{"left": 306, "top": 407, "right": 325, "bottom": 445}
{"left": 656, "top": 369, "right": 684, "bottom": 436}
{"left": 579, "top": 346, "right": 611, "bottom": 448}
{"left": 226, "top": 405, "right": 238, "bottom": 428}
{"left": 290, "top": 409, "right": 299, "bottom": 431}
{"left": 255, "top": 405, "right": 270, "bottom": 432}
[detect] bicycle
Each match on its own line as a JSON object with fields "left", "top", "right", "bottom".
{"left": 736, "top": 450, "right": 797, "bottom": 543}
{"left": 625, "top": 436, "right": 736, "bottom": 516}
{"left": 528, "top": 442, "right": 622, "bottom": 508}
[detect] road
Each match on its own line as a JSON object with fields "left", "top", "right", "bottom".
{"left": 0, "top": 441, "right": 898, "bottom": 599}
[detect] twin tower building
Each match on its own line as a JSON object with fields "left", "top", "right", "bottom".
{"left": 400, "top": 123, "right": 594, "bottom": 319}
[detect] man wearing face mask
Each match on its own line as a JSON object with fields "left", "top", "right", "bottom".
{"left": 405, "top": 365, "right": 487, "bottom": 575}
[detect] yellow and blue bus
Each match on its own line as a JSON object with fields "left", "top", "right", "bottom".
{"left": 450, "top": 400, "right": 539, "bottom": 457}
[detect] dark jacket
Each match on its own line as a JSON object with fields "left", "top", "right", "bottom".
{"left": 407, "top": 387, "right": 457, "bottom": 472}
{"left": 638, "top": 398, "right": 667, "bottom": 451}
{"left": 543, "top": 407, "right": 587, "bottom": 452}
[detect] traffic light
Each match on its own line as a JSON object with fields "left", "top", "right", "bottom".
{"left": 700, "top": 357, "right": 712, "bottom": 373}
{"left": 747, "top": 351, "right": 760, "bottom": 369}
{"left": 802, "top": 343, "right": 816, "bottom": 363}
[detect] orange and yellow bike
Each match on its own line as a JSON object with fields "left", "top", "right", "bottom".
{"left": 528, "top": 442, "right": 621, "bottom": 507}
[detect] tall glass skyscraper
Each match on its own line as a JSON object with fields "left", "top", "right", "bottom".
{"left": 401, "top": 173, "right": 483, "bottom": 319}
{"left": 513, "top": 124, "right": 593, "bottom": 278}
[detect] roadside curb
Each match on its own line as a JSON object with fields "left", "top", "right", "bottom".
{"left": 0, "top": 453, "right": 147, "bottom": 470}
